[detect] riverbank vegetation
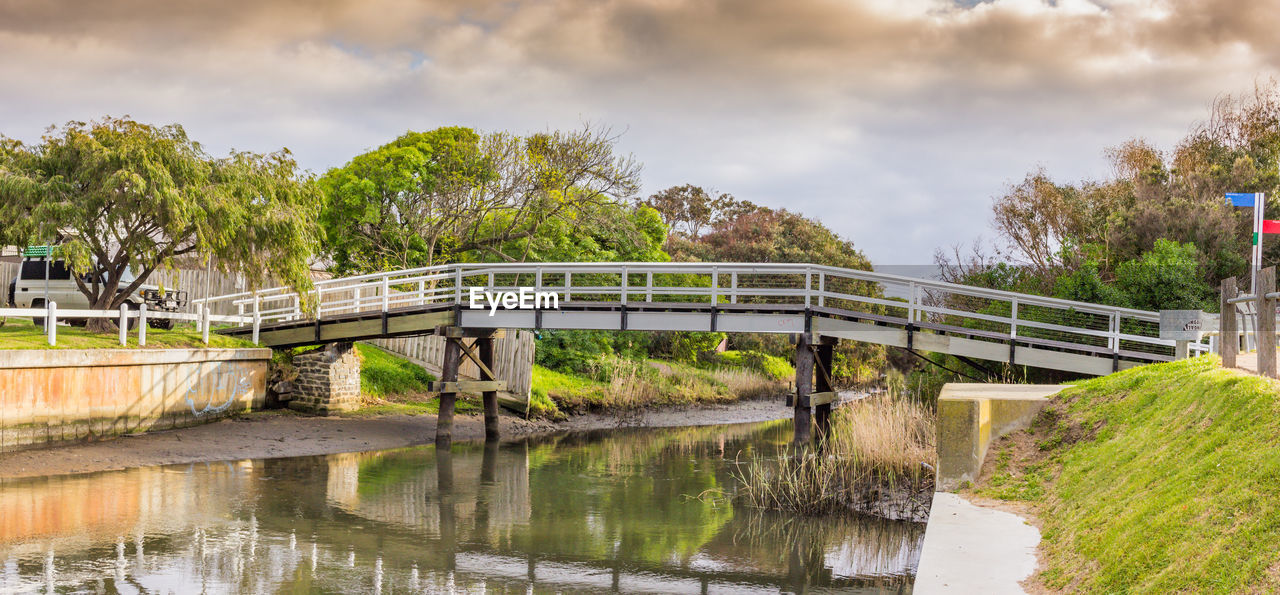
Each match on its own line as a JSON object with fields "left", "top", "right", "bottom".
{"left": 531, "top": 357, "right": 784, "bottom": 418}
{"left": 919, "top": 82, "right": 1280, "bottom": 387}
{"left": 973, "top": 356, "right": 1280, "bottom": 593}
{"left": 734, "top": 393, "right": 935, "bottom": 521}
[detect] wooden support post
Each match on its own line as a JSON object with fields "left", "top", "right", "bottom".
{"left": 1221, "top": 277, "right": 1238, "bottom": 368}
{"left": 1258, "top": 267, "right": 1276, "bottom": 378}
{"left": 478, "top": 336, "right": 499, "bottom": 441}
{"left": 793, "top": 333, "right": 814, "bottom": 446}
{"left": 437, "top": 337, "right": 462, "bottom": 448}
{"left": 814, "top": 336, "right": 837, "bottom": 446}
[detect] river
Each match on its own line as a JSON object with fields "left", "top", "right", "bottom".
{"left": 0, "top": 420, "right": 923, "bottom": 593}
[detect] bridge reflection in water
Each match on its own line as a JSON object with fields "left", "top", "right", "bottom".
{"left": 0, "top": 421, "right": 922, "bottom": 593}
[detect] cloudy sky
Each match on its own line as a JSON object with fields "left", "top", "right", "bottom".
{"left": 2, "top": 0, "right": 1278, "bottom": 264}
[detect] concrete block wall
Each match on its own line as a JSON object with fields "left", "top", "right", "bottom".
{"left": 290, "top": 342, "right": 361, "bottom": 415}
{"left": 0, "top": 348, "right": 270, "bottom": 453}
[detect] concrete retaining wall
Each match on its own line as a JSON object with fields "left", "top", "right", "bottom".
{"left": 0, "top": 348, "right": 270, "bottom": 452}
{"left": 935, "top": 383, "right": 1068, "bottom": 491}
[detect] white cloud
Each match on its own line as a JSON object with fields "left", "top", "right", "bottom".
{"left": 0, "top": 0, "right": 1278, "bottom": 262}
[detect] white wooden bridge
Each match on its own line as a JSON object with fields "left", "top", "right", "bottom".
{"left": 184, "top": 262, "right": 1208, "bottom": 446}
{"left": 194, "top": 262, "right": 1202, "bottom": 374}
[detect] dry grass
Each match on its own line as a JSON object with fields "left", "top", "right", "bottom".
{"left": 734, "top": 392, "right": 936, "bottom": 519}
{"left": 711, "top": 366, "right": 783, "bottom": 400}
{"left": 534, "top": 355, "right": 787, "bottom": 415}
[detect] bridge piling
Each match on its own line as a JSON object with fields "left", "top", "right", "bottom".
{"left": 793, "top": 333, "right": 814, "bottom": 446}
{"left": 478, "top": 336, "right": 500, "bottom": 441}
{"left": 813, "top": 336, "right": 837, "bottom": 446}
{"left": 436, "top": 337, "right": 462, "bottom": 448}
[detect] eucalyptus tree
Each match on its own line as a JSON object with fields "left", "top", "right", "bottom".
{"left": 319, "top": 124, "right": 642, "bottom": 273}
{"left": 0, "top": 116, "right": 322, "bottom": 330}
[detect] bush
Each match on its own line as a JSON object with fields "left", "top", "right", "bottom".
{"left": 534, "top": 330, "right": 651, "bottom": 375}
{"left": 649, "top": 331, "right": 726, "bottom": 362}
{"left": 704, "top": 350, "right": 794, "bottom": 381}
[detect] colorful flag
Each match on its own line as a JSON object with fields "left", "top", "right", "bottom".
{"left": 1227, "top": 192, "right": 1258, "bottom": 207}
{"left": 1264, "top": 220, "right": 1280, "bottom": 234}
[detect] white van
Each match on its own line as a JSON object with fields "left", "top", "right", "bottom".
{"left": 6, "top": 257, "right": 188, "bottom": 329}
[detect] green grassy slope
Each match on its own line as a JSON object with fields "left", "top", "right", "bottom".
{"left": 979, "top": 355, "right": 1280, "bottom": 593}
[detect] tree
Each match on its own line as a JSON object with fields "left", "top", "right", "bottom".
{"left": 320, "top": 124, "right": 642, "bottom": 274}
{"left": 319, "top": 127, "right": 492, "bottom": 273}
{"left": 643, "top": 184, "right": 747, "bottom": 238}
{"left": 969, "top": 81, "right": 1280, "bottom": 302}
{"left": 0, "top": 117, "right": 322, "bottom": 329}
{"left": 1114, "top": 239, "right": 1213, "bottom": 311}
{"left": 665, "top": 200, "right": 885, "bottom": 385}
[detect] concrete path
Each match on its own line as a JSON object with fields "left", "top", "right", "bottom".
{"left": 1234, "top": 351, "right": 1267, "bottom": 373}
{"left": 914, "top": 492, "right": 1040, "bottom": 594}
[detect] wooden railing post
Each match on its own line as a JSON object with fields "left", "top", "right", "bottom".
{"left": 46, "top": 301, "right": 57, "bottom": 346}
{"left": 1258, "top": 267, "right": 1276, "bottom": 378}
{"left": 251, "top": 292, "right": 261, "bottom": 346}
{"left": 1220, "top": 276, "right": 1238, "bottom": 368}
{"left": 201, "top": 303, "right": 211, "bottom": 345}
{"left": 119, "top": 303, "right": 129, "bottom": 346}
{"left": 137, "top": 303, "right": 147, "bottom": 347}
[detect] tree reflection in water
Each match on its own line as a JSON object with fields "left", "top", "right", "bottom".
{"left": 0, "top": 420, "right": 924, "bottom": 593}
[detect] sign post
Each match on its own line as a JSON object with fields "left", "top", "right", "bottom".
{"left": 1227, "top": 193, "right": 1267, "bottom": 293}
{"left": 1160, "top": 310, "right": 1218, "bottom": 360}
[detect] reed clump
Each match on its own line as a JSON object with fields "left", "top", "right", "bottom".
{"left": 733, "top": 392, "right": 936, "bottom": 520}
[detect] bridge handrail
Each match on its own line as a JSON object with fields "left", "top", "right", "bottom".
{"left": 189, "top": 261, "right": 1206, "bottom": 357}
{"left": 192, "top": 262, "right": 1165, "bottom": 319}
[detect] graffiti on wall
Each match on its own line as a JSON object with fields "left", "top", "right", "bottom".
{"left": 185, "top": 363, "right": 255, "bottom": 417}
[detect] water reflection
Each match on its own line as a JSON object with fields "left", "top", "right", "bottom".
{"left": 0, "top": 421, "right": 923, "bottom": 593}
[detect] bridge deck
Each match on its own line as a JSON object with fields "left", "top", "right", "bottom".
{"left": 200, "top": 262, "right": 1203, "bottom": 376}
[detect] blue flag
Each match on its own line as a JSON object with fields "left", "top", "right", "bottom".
{"left": 1227, "top": 192, "right": 1258, "bottom": 207}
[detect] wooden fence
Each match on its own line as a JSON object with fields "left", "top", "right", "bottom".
{"left": 0, "top": 263, "right": 14, "bottom": 303}
{"left": 372, "top": 331, "right": 535, "bottom": 400}
{"left": 3, "top": 260, "right": 536, "bottom": 402}
{"left": 1221, "top": 267, "right": 1278, "bottom": 377}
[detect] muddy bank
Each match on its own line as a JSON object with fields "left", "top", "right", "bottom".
{"left": 0, "top": 398, "right": 792, "bottom": 480}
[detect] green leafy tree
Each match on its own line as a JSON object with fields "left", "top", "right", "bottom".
{"left": 319, "top": 126, "right": 492, "bottom": 273}
{"left": 320, "top": 124, "right": 642, "bottom": 274}
{"left": 0, "top": 117, "right": 321, "bottom": 329}
{"left": 1114, "top": 239, "right": 1214, "bottom": 311}
{"left": 643, "top": 184, "right": 749, "bottom": 238}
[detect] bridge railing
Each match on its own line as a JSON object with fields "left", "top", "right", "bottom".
{"left": 191, "top": 262, "right": 1203, "bottom": 358}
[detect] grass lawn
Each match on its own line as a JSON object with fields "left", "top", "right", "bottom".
{"left": 0, "top": 317, "right": 255, "bottom": 349}
{"left": 975, "top": 355, "right": 1280, "bottom": 593}
{"left": 341, "top": 343, "right": 480, "bottom": 417}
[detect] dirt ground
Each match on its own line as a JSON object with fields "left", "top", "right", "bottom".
{"left": 0, "top": 398, "right": 793, "bottom": 480}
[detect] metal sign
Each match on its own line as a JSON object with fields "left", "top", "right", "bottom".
{"left": 1159, "top": 310, "right": 1218, "bottom": 341}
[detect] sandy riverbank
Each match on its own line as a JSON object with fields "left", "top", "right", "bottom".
{"left": 0, "top": 398, "right": 793, "bottom": 480}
